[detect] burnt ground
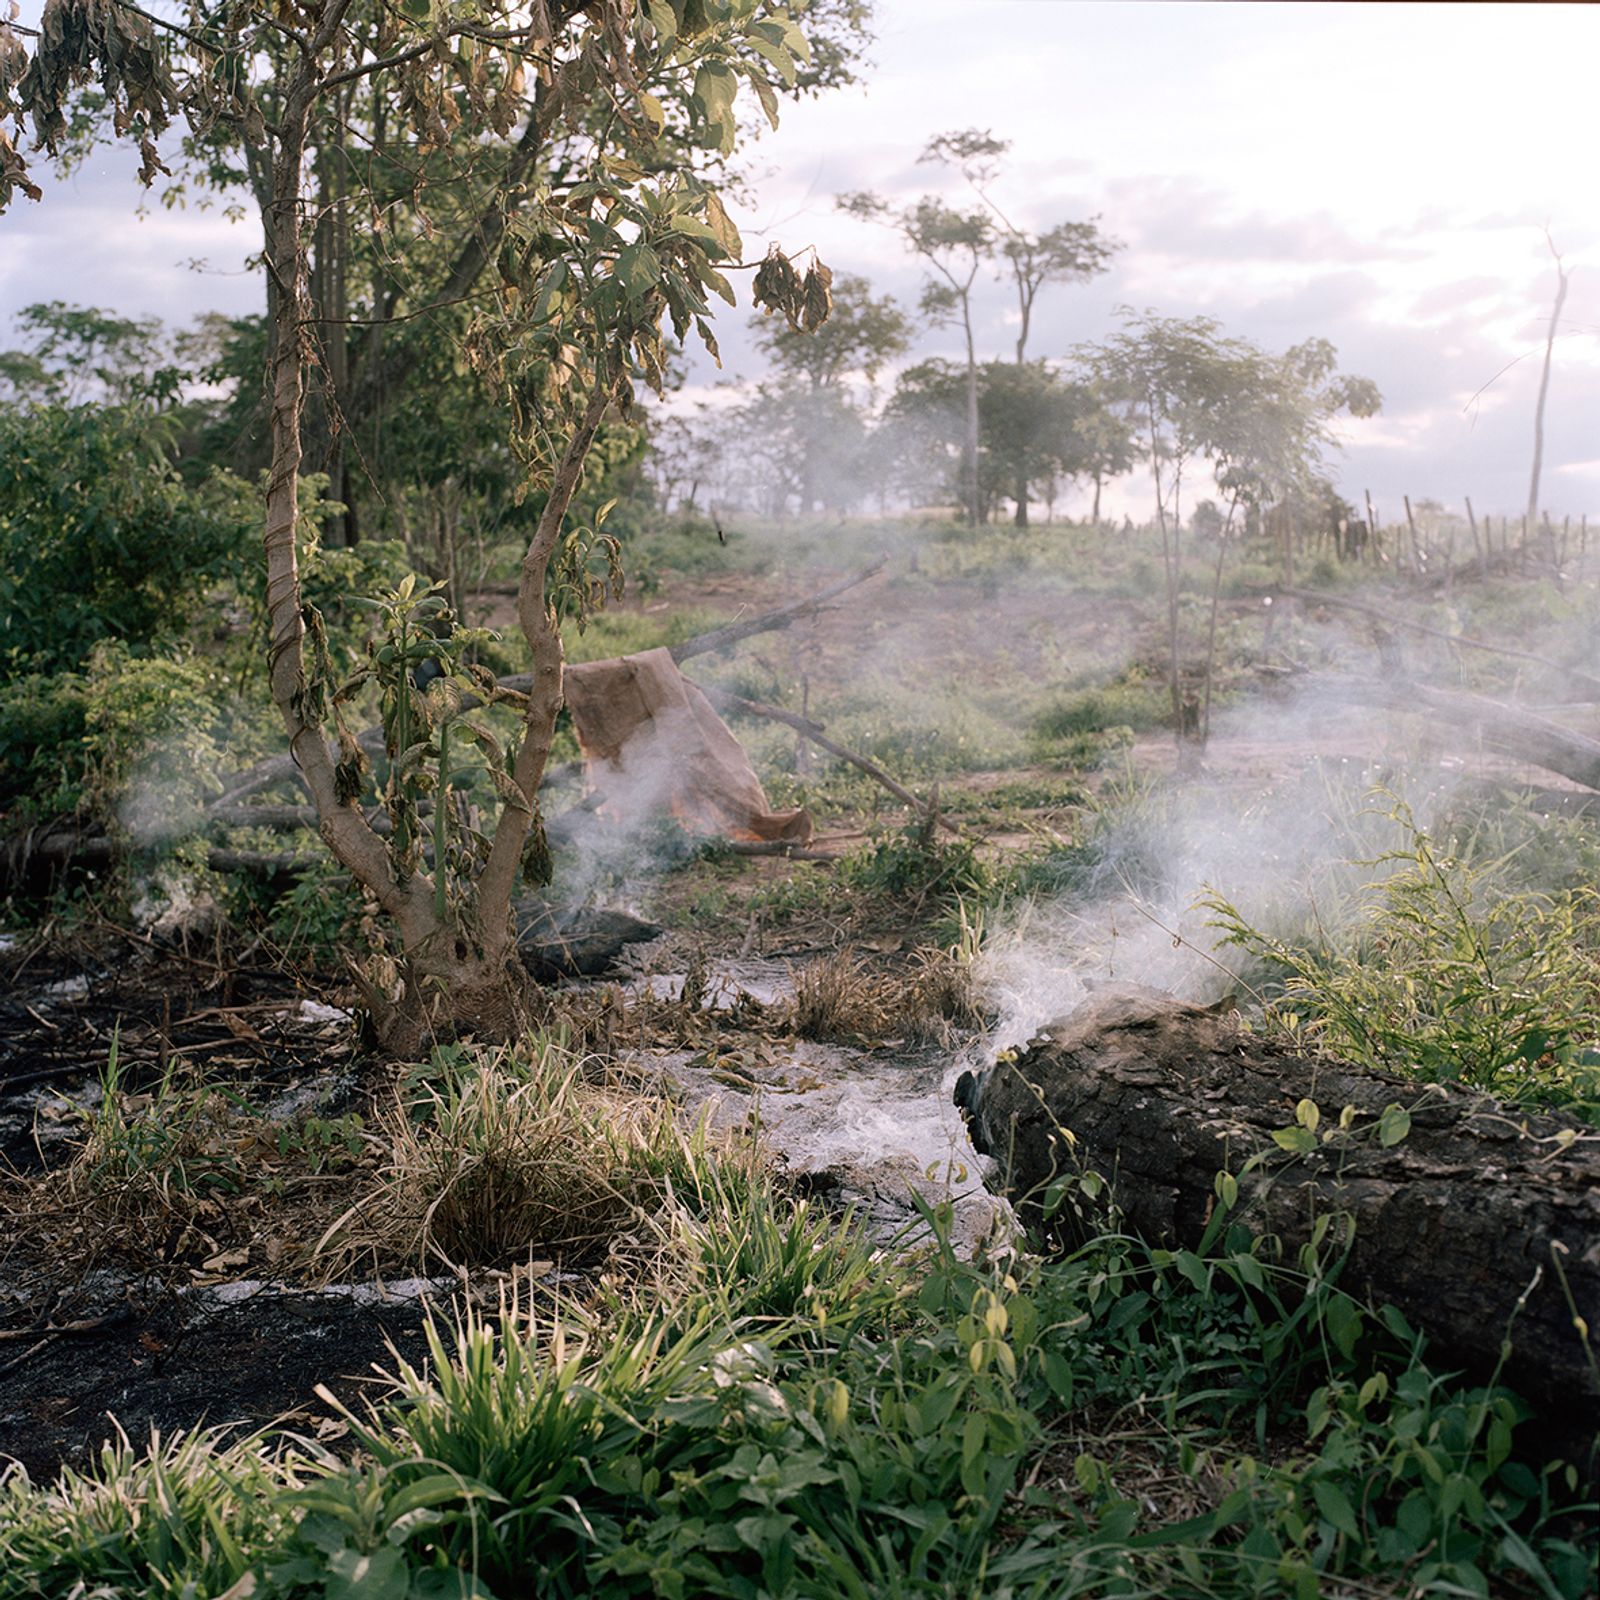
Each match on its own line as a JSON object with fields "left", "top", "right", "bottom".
{"left": 0, "top": 1276, "right": 436, "bottom": 1479}
{"left": 0, "top": 931, "right": 418, "bottom": 1477}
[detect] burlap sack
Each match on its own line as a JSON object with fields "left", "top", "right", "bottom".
{"left": 562, "top": 648, "right": 813, "bottom": 844}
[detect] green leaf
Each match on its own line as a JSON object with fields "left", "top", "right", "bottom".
{"left": 693, "top": 61, "right": 738, "bottom": 129}
{"left": 618, "top": 241, "right": 662, "bottom": 296}
{"left": 1378, "top": 1104, "right": 1411, "bottom": 1147}
{"left": 746, "top": 35, "right": 796, "bottom": 86}
{"left": 643, "top": 0, "right": 676, "bottom": 44}
{"left": 1272, "top": 1125, "right": 1317, "bottom": 1154}
{"left": 327, "top": 1545, "right": 408, "bottom": 1600}
{"left": 1312, "top": 1478, "right": 1360, "bottom": 1539}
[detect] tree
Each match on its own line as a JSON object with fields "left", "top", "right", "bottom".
{"left": 3, "top": 0, "right": 839, "bottom": 1047}
{"left": 0, "top": 300, "right": 183, "bottom": 407}
{"left": 839, "top": 188, "right": 989, "bottom": 526}
{"left": 748, "top": 271, "right": 908, "bottom": 512}
{"left": 1082, "top": 311, "right": 1378, "bottom": 756}
{"left": 1527, "top": 230, "right": 1569, "bottom": 553}
{"left": 843, "top": 128, "right": 1118, "bottom": 528}
{"left": 885, "top": 357, "right": 1109, "bottom": 525}
{"left": 1070, "top": 377, "right": 1136, "bottom": 525}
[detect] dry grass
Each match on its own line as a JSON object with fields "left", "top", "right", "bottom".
{"left": 3, "top": 1058, "right": 362, "bottom": 1280}
{"left": 312, "top": 1039, "right": 696, "bottom": 1280}
{"left": 788, "top": 949, "right": 982, "bottom": 1045}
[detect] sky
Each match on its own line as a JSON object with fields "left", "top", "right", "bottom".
{"left": 3, "top": 0, "right": 1599, "bottom": 519}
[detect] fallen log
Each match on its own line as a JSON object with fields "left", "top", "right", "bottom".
{"left": 955, "top": 987, "right": 1600, "bottom": 1444}
{"left": 0, "top": 828, "right": 311, "bottom": 888}
{"left": 1275, "top": 587, "right": 1600, "bottom": 700}
{"left": 1298, "top": 674, "right": 1600, "bottom": 793}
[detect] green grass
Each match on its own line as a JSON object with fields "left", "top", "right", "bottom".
{"left": 2, "top": 1147, "right": 1592, "bottom": 1600}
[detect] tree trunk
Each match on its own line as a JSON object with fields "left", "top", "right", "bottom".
{"left": 1013, "top": 466, "right": 1029, "bottom": 528}
{"left": 262, "top": 84, "right": 523, "bottom": 1049}
{"left": 955, "top": 988, "right": 1600, "bottom": 1448}
{"left": 474, "top": 377, "right": 616, "bottom": 967}
{"left": 1527, "top": 242, "right": 1569, "bottom": 541}
{"left": 962, "top": 295, "right": 980, "bottom": 527}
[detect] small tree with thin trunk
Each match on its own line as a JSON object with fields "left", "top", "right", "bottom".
{"left": 843, "top": 127, "right": 1117, "bottom": 528}
{"left": 839, "top": 188, "right": 990, "bottom": 526}
{"left": 1082, "top": 312, "right": 1378, "bottom": 761}
{"left": 3, "top": 0, "right": 832, "bottom": 1048}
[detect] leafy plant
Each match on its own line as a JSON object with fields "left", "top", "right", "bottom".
{"left": 1207, "top": 796, "right": 1600, "bottom": 1109}
{"left": 0, "top": 403, "right": 253, "bottom": 674}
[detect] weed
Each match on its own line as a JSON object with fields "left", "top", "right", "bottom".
{"left": 314, "top": 1036, "right": 704, "bottom": 1276}
{"left": 0, "top": 1426, "right": 292, "bottom": 1600}
{"left": 1208, "top": 795, "right": 1600, "bottom": 1111}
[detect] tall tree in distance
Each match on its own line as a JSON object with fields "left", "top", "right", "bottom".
{"left": 1083, "top": 311, "right": 1378, "bottom": 758}
{"left": 838, "top": 187, "right": 990, "bottom": 525}
{"left": 842, "top": 127, "right": 1118, "bottom": 527}
{"left": 1527, "top": 230, "right": 1570, "bottom": 555}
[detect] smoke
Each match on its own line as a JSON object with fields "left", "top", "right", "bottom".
{"left": 972, "top": 678, "right": 1510, "bottom": 1054}
{"left": 545, "top": 699, "right": 722, "bottom": 910}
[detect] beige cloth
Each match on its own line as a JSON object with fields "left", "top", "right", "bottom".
{"left": 562, "top": 648, "right": 813, "bottom": 844}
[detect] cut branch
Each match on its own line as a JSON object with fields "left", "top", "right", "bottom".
{"left": 693, "top": 681, "right": 958, "bottom": 832}
{"left": 1276, "top": 587, "right": 1600, "bottom": 699}
{"left": 667, "top": 557, "right": 886, "bottom": 661}
{"left": 1301, "top": 674, "right": 1600, "bottom": 792}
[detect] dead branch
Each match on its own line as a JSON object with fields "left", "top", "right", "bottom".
{"left": 1304, "top": 674, "right": 1600, "bottom": 792}
{"left": 1278, "top": 586, "right": 1600, "bottom": 699}
{"left": 668, "top": 557, "right": 886, "bottom": 661}
{"left": 692, "top": 681, "right": 960, "bottom": 834}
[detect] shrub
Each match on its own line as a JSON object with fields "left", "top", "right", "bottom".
{"left": 0, "top": 669, "right": 88, "bottom": 816}
{"left": 0, "top": 404, "right": 253, "bottom": 673}
{"left": 1208, "top": 797, "right": 1600, "bottom": 1111}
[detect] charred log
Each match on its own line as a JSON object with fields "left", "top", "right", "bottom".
{"left": 955, "top": 987, "right": 1600, "bottom": 1444}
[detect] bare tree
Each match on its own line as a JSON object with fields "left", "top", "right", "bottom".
{"left": 1527, "top": 230, "right": 1570, "bottom": 552}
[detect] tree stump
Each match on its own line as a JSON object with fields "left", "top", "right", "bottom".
{"left": 954, "top": 986, "right": 1600, "bottom": 1444}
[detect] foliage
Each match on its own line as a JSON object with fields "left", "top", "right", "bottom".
{"left": 0, "top": 668, "right": 88, "bottom": 817}
{"left": 840, "top": 820, "right": 991, "bottom": 909}
{"left": 1080, "top": 311, "right": 1379, "bottom": 744}
{"left": 314, "top": 1037, "right": 711, "bottom": 1277}
{"left": 0, "top": 402, "right": 253, "bottom": 674}
{"left": 1207, "top": 796, "right": 1600, "bottom": 1112}
{"left": 1, "top": 1174, "right": 1592, "bottom": 1600}
{"left": 0, "top": 300, "right": 184, "bottom": 407}
{"left": 887, "top": 358, "right": 1116, "bottom": 523}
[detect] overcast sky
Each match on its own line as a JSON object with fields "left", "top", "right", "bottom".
{"left": 4, "top": 0, "right": 1599, "bottom": 519}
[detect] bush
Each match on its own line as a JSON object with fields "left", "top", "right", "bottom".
{"left": 0, "top": 404, "right": 253, "bottom": 674}
{"left": 1208, "top": 797, "right": 1600, "bottom": 1112}
{"left": 0, "top": 670, "right": 88, "bottom": 816}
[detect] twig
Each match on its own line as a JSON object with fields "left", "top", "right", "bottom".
{"left": 0, "top": 1310, "right": 131, "bottom": 1380}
